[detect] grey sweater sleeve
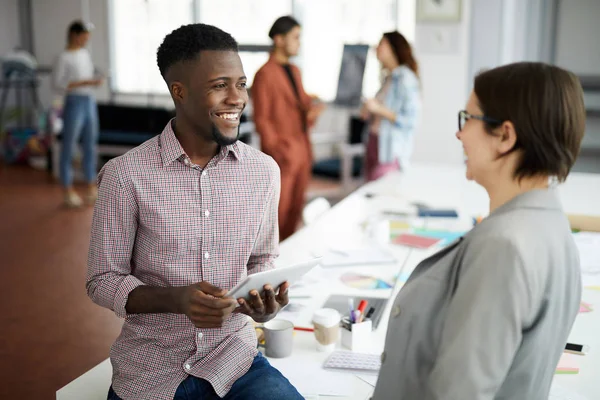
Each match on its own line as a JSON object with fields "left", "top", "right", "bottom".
{"left": 427, "top": 237, "right": 532, "bottom": 400}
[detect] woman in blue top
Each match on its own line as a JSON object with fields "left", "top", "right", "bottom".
{"left": 361, "top": 31, "right": 421, "bottom": 181}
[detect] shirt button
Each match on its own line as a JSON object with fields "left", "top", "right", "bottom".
{"left": 381, "top": 352, "right": 386, "bottom": 364}
{"left": 184, "top": 158, "right": 191, "bottom": 166}
{"left": 202, "top": 170, "right": 207, "bottom": 176}
{"left": 204, "top": 252, "right": 210, "bottom": 259}
{"left": 197, "top": 332, "right": 203, "bottom": 340}
{"left": 184, "top": 364, "right": 191, "bottom": 370}
{"left": 204, "top": 210, "right": 210, "bottom": 217}
{"left": 392, "top": 306, "right": 401, "bottom": 317}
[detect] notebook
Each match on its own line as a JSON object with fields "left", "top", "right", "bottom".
{"left": 323, "top": 351, "right": 381, "bottom": 372}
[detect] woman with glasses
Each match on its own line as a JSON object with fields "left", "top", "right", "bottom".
{"left": 373, "top": 62, "right": 585, "bottom": 399}
{"left": 361, "top": 31, "right": 420, "bottom": 181}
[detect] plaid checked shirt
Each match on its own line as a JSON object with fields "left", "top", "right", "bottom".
{"left": 86, "top": 121, "right": 281, "bottom": 400}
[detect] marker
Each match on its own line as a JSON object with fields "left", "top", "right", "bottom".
{"left": 356, "top": 300, "right": 368, "bottom": 323}
{"left": 365, "top": 307, "right": 375, "bottom": 320}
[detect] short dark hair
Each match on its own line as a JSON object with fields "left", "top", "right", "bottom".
{"left": 268, "top": 16, "right": 300, "bottom": 39}
{"left": 156, "top": 23, "right": 238, "bottom": 79}
{"left": 474, "top": 62, "right": 586, "bottom": 182}
{"left": 68, "top": 20, "right": 89, "bottom": 36}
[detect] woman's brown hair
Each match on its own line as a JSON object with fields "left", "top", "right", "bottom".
{"left": 383, "top": 31, "right": 418, "bottom": 78}
{"left": 474, "top": 62, "right": 586, "bottom": 182}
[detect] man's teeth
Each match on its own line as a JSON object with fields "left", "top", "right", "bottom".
{"left": 217, "top": 113, "right": 238, "bottom": 120}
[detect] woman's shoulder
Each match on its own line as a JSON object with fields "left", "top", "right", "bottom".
{"left": 392, "top": 66, "right": 419, "bottom": 91}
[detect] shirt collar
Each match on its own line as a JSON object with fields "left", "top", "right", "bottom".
{"left": 160, "top": 119, "right": 243, "bottom": 167}
{"left": 489, "top": 187, "right": 563, "bottom": 219}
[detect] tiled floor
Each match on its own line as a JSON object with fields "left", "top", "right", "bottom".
{"left": 0, "top": 163, "right": 343, "bottom": 399}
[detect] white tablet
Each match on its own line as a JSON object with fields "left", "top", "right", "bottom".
{"left": 226, "top": 257, "right": 322, "bottom": 300}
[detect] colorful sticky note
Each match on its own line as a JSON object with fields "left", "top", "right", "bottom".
{"left": 555, "top": 353, "right": 580, "bottom": 374}
{"left": 585, "top": 285, "right": 600, "bottom": 291}
{"left": 412, "top": 228, "right": 465, "bottom": 245}
{"left": 579, "top": 302, "right": 593, "bottom": 313}
{"left": 394, "top": 233, "right": 441, "bottom": 249}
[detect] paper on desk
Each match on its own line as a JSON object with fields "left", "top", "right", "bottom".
{"left": 573, "top": 232, "right": 600, "bottom": 288}
{"left": 549, "top": 382, "right": 589, "bottom": 400}
{"left": 269, "top": 358, "right": 355, "bottom": 397}
{"left": 319, "top": 246, "right": 397, "bottom": 267}
{"left": 574, "top": 232, "right": 600, "bottom": 272}
{"left": 355, "top": 374, "right": 378, "bottom": 387}
{"left": 555, "top": 353, "right": 580, "bottom": 374}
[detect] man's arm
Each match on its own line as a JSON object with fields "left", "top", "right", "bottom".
{"left": 247, "top": 161, "right": 281, "bottom": 275}
{"left": 427, "top": 238, "right": 533, "bottom": 399}
{"left": 293, "top": 65, "right": 325, "bottom": 128}
{"left": 252, "top": 70, "right": 282, "bottom": 156}
{"left": 86, "top": 161, "right": 237, "bottom": 326}
{"left": 86, "top": 161, "right": 144, "bottom": 318}
{"left": 235, "top": 162, "right": 288, "bottom": 322}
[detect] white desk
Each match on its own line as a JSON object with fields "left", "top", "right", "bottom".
{"left": 57, "top": 163, "right": 600, "bottom": 400}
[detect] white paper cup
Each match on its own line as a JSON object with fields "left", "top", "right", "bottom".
{"left": 312, "top": 308, "right": 341, "bottom": 352}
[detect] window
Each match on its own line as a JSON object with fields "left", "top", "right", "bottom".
{"left": 110, "top": 0, "right": 193, "bottom": 94}
{"left": 196, "top": 0, "right": 293, "bottom": 86}
{"left": 295, "top": 0, "right": 398, "bottom": 100}
{"left": 109, "top": 0, "right": 409, "bottom": 99}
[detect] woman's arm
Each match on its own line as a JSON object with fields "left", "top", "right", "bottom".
{"left": 426, "top": 238, "right": 533, "bottom": 398}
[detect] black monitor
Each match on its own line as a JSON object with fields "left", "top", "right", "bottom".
{"left": 333, "top": 44, "right": 370, "bottom": 107}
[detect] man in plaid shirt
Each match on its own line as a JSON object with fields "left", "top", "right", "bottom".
{"left": 86, "top": 24, "right": 302, "bottom": 400}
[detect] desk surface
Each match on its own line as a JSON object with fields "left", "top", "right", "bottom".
{"left": 57, "top": 163, "right": 600, "bottom": 400}
{"left": 276, "top": 164, "right": 600, "bottom": 399}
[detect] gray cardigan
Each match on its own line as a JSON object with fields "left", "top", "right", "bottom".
{"left": 373, "top": 189, "right": 581, "bottom": 400}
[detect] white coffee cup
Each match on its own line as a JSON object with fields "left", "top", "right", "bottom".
{"left": 257, "top": 319, "right": 294, "bottom": 358}
{"left": 312, "top": 308, "right": 341, "bottom": 352}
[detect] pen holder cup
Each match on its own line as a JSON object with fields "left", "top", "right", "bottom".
{"left": 341, "top": 316, "right": 372, "bottom": 352}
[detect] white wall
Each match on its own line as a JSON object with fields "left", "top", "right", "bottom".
{"left": 554, "top": 0, "right": 600, "bottom": 75}
{"left": 410, "top": 0, "right": 472, "bottom": 166}
{"left": 0, "top": 0, "right": 21, "bottom": 56}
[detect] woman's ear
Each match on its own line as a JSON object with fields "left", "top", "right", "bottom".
{"left": 495, "top": 120, "right": 518, "bottom": 156}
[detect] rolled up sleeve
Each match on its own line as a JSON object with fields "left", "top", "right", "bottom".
{"left": 86, "top": 160, "right": 144, "bottom": 318}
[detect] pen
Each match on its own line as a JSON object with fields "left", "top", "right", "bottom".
{"left": 348, "top": 298, "right": 354, "bottom": 322}
{"left": 365, "top": 307, "right": 375, "bottom": 320}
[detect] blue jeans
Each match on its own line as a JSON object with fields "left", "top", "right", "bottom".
{"left": 107, "top": 353, "right": 303, "bottom": 399}
{"left": 59, "top": 94, "right": 99, "bottom": 186}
